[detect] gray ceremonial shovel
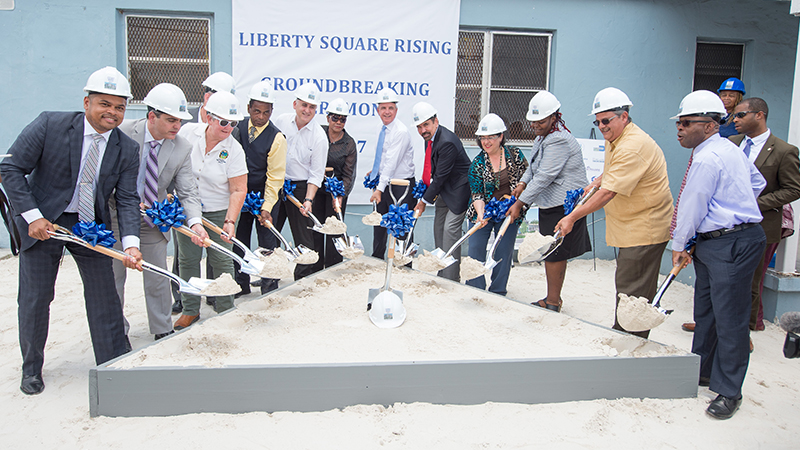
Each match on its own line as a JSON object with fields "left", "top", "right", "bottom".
{"left": 484, "top": 216, "right": 513, "bottom": 271}
{"left": 285, "top": 193, "right": 328, "bottom": 234}
{"left": 367, "top": 179, "right": 409, "bottom": 329}
{"left": 48, "top": 225, "right": 213, "bottom": 296}
{"left": 431, "top": 221, "right": 485, "bottom": 269}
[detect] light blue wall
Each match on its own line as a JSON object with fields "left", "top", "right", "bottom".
{"left": 0, "top": 0, "right": 797, "bottom": 273}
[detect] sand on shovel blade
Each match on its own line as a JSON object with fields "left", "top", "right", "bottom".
{"left": 199, "top": 273, "right": 240, "bottom": 296}
{"left": 616, "top": 293, "right": 668, "bottom": 332}
{"left": 518, "top": 232, "right": 556, "bottom": 261}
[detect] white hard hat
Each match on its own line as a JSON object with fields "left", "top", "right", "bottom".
{"left": 590, "top": 87, "right": 633, "bottom": 115}
{"left": 83, "top": 66, "right": 132, "bottom": 99}
{"left": 376, "top": 88, "right": 399, "bottom": 104}
{"left": 526, "top": 91, "right": 561, "bottom": 121}
{"left": 327, "top": 98, "right": 350, "bottom": 116}
{"left": 204, "top": 91, "right": 244, "bottom": 121}
{"left": 202, "top": 72, "right": 236, "bottom": 94}
{"left": 295, "top": 84, "right": 320, "bottom": 105}
{"left": 412, "top": 102, "right": 438, "bottom": 126}
{"left": 143, "top": 83, "right": 193, "bottom": 120}
{"left": 475, "top": 113, "right": 507, "bottom": 136}
{"left": 248, "top": 80, "right": 274, "bottom": 104}
{"left": 671, "top": 90, "right": 726, "bottom": 119}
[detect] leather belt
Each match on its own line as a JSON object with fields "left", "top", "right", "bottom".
{"left": 699, "top": 223, "right": 757, "bottom": 239}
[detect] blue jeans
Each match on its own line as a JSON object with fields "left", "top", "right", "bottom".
{"left": 465, "top": 220, "right": 519, "bottom": 296}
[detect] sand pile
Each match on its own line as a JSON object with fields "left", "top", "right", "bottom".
{"left": 393, "top": 254, "right": 412, "bottom": 266}
{"left": 340, "top": 246, "right": 364, "bottom": 260}
{"left": 318, "top": 216, "right": 347, "bottom": 234}
{"left": 258, "top": 247, "right": 294, "bottom": 279}
{"left": 415, "top": 250, "right": 447, "bottom": 272}
{"left": 518, "top": 232, "right": 556, "bottom": 261}
{"left": 460, "top": 256, "right": 489, "bottom": 280}
{"left": 361, "top": 211, "right": 383, "bottom": 226}
{"left": 294, "top": 249, "right": 320, "bottom": 265}
{"left": 199, "top": 273, "right": 240, "bottom": 296}
{"left": 616, "top": 293, "right": 668, "bottom": 332}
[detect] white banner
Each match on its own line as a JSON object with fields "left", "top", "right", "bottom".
{"left": 232, "top": 0, "right": 461, "bottom": 203}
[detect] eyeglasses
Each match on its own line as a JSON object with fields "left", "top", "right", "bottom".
{"left": 210, "top": 114, "right": 238, "bottom": 128}
{"left": 675, "top": 119, "right": 713, "bottom": 128}
{"left": 733, "top": 111, "right": 758, "bottom": 119}
{"left": 478, "top": 134, "right": 501, "bottom": 141}
{"left": 592, "top": 116, "right": 618, "bottom": 127}
{"left": 329, "top": 114, "right": 347, "bottom": 123}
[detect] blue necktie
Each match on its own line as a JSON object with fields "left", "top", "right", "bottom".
{"left": 743, "top": 138, "right": 753, "bottom": 158}
{"left": 371, "top": 125, "right": 387, "bottom": 181}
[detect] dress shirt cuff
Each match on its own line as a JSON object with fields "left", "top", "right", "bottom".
{"left": 670, "top": 240, "right": 686, "bottom": 252}
{"left": 21, "top": 208, "right": 44, "bottom": 224}
{"left": 185, "top": 217, "right": 202, "bottom": 228}
{"left": 422, "top": 197, "right": 434, "bottom": 206}
{"left": 122, "top": 236, "right": 140, "bottom": 251}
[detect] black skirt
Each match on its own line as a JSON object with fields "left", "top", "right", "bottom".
{"left": 538, "top": 205, "right": 592, "bottom": 262}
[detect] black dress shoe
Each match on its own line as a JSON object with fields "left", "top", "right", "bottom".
{"left": 21, "top": 374, "right": 45, "bottom": 395}
{"left": 261, "top": 278, "right": 279, "bottom": 294}
{"left": 172, "top": 299, "right": 183, "bottom": 315}
{"left": 706, "top": 394, "right": 741, "bottom": 419}
{"left": 699, "top": 376, "right": 710, "bottom": 387}
{"left": 206, "top": 297, "right": 216, "bottom": 307}
{"left": 154, "top": 330, "right": 175, "bottom": 340}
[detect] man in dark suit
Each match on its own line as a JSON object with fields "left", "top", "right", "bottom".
{"left": 0, "top": 67, "right": 143, "bottom": 395}
{"left": 112, "top": 83, "right": 208, "bottom": 341}
{"left": 412, "top": 102, "right": 471, "bottom": 281}
{"left": 231, "top": 80, "right": 287, "bottom": 296}
{"left": 731, "top": 98, "right": 800, "bottom": 333}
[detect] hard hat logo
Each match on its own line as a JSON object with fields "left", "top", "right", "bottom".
{"left": 724, "top": 80, "right": 734, "bottom": 90}
{"left": 229, "top": 106, "right": 238, "bottom": 115}
{"left": 594, "top": 101, "right": 601, "bottom": 109}
{"left": 179, "top": 104, "right": 187, "bottom": 112}
{"left": 531, "top": 108, "right": 539, "bottom": 115}
{"left": 309, "top": 93, "right": 316, "bottom": 100}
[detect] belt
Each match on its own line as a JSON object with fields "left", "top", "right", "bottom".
{"left": 699, "top": 223, "right": 757, "bottom": 239}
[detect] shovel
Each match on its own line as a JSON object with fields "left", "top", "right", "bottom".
{"left": 651, "top": 248, "right": 695, "bottom": 312}
{"left": 484, "top": 216, "right": 513, "bottom": 271}
{"left": 519, "top": 186, "right": 599, "bottom": 265}
{"left": 259, "top": 218, "right": 305, "bottom": 262}
{"left": 398, "top": 208, "right": 422, "bottom": 258}
{"left": 49, "top": 225, "right": 213, "bottom": 296}
{"left": 285, "top": 193, "right": 331, "bottom": 234}
{"left": 367, "top": 179, "right": 409, "bottom": 328}
{"left": 200, "top": 217, "right": 267, "bottom": 275}
{"left": 431, "top": 221, "right": 485, "bottom": 269}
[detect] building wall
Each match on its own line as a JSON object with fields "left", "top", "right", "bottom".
{"left": 0, "top": 0, "right": 797, "bottom": 270}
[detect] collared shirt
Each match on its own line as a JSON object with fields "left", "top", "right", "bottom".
{"left": 248, "top": 119, "right": 268, "bottom": 141}
{"left": 739, "top": 128, "right": 771, "bottom": 163}
{"left": 272, "top": 113, "right": 328, "bottom": 188}
{"left": 671, "top": 133, "right": 765, "bottom": 251}
{"left": 180, "top": 123, "right": 248, "bottom": 212}
{"left": 377, "top": 117, "right": 415, "bottom": 191}
{"left": 263, "top": 127, "right": 288, "bottom": 212}
{"left": 420, "top": 127, "right": 438, "bottom": 205}
{"left": 601, "top": 122, "right": 673, "bottom": 247}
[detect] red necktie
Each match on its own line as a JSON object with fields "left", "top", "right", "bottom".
{"left": 423, "top": 140, "right": 432, "bottom": 185}
{"left": 670, "top": 151, "right": 693, "bottom": 237}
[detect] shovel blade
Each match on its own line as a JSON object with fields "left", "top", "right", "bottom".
{"left": 430, "top": 247, "right": 457, "bottom": 268}
{"left": 402, "top": 242, "right": 419, "bottom": 258}
{"left": 484, "top": 258, "right": 499, "bottom": 271}
{"left": 179, "top": 277, "right": 215, "bottom": 296}
{"left": 368, "top": 290, "right": 406, "bottom": 328}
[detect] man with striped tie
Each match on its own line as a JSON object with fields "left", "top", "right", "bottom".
{"left": 0, "top": 67, "right": 143, "bottom": 395}
{"left": 113, "top": 83, "right": 208, "bottom": 342}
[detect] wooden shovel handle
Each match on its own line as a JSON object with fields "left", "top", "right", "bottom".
{"left": 52, "top": 224, "right": 126, "bottom": 262}
{"left": 670, "top": 247, "right": 695, "bottom": 276}
{"left": 390, "top": 179, "right": 410, "bottom": 186}
{"left": 173, "top": 223, "right": 217, "bottom": 247}
{"left": 286, "top": 194, "right": 305, "bottom": 210}
{"left": 325, "top": 167, "right": 334, "bottom": 173}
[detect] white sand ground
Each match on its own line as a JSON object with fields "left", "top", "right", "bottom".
{"left": 0, "top": 250, "right": 797, "bottom": 448}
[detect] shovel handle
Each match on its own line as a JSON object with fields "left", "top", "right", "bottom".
{"left": 286, "top": 194, "right": 305, "bottom": 210}
{"left": 172, "top": 222, "right": 217, "bottom": 247}
{"left": 390, "top": 179, "right": 410, "bottom": 186}
{"left": 670, "top": 247, "right": 695, "bottom": 276}
{"left": 52, "top": 225, "right": 126, "bottom": 261}
{"left": 201, "top": 217, "right": 225, "bottom": 235}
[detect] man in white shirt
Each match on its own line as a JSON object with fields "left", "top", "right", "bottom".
{"left": 671, "top": 90, "right": 766, "bottom": 420}
{"left": 272, "top": 84, "right": 329, "bottom": 279}
{"left": 368, "top": 88, "right": 416, "bottom": 259}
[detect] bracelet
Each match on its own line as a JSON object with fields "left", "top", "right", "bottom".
{"left": 304, "top": 198, "right": 313, "bottom": 203}
{"left": 223, "top": 219, "right": 235, "bottom": 225}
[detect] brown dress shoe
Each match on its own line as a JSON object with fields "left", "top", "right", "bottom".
{"left": 174, "top": 314, "right": 199, "bottom": 330}
{"left": 750, "top": 338, "right": 754, "bottom": 353}
{"left": 681, "top": 322, "right": 695, "bottom": 332}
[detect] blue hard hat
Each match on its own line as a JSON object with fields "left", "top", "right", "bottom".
{"left": 717, "top": 77, "right": 745, "bottom": 95}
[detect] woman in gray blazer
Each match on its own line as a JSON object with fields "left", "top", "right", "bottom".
{"left": 508, "top": 91, "right": 591, "bottom": 312}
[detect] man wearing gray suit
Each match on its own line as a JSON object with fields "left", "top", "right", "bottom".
{"left": 112, "top": 83, "right": 209, "bottom": 341}
{"left": 0, "top": 67, "right": 143, "bottom": 395}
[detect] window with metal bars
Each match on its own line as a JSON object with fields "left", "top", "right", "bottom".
{"left": 693, "top": 42, "right": 744, "bottom": 92}
{"left": 455, "top": 30, "right": 551, "bottom": 143}
{"left": 125, "top": 14, "right": 211, "bottom": 105}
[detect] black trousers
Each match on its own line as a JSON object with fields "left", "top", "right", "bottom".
{"left": 274, "top": 181, "right": 317, "bottom": 280}
{"left": 371, "top": 177, "right": 415, "bottom": 259}
{"left": 233, "top": 207, "right": 280, "bottom": 293}
{"left": 311, "top": 190, "right": 348, "bottom": 271}
{"left": 692, "top": 225, "right": 765, "bottom": 399}
{"left": 18, "top": 213, "right": 127, "bottom": 375}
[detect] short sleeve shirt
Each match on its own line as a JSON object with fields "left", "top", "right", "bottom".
{"left": 601, "top": 122, "right": 673, "bottom": 247}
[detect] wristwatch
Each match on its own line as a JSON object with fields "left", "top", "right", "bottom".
{"left": 304, "top": 198, "right": 313, "bottom": 203}
{"left": 223, "top": 219, "right": 235, "bottom": 225}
